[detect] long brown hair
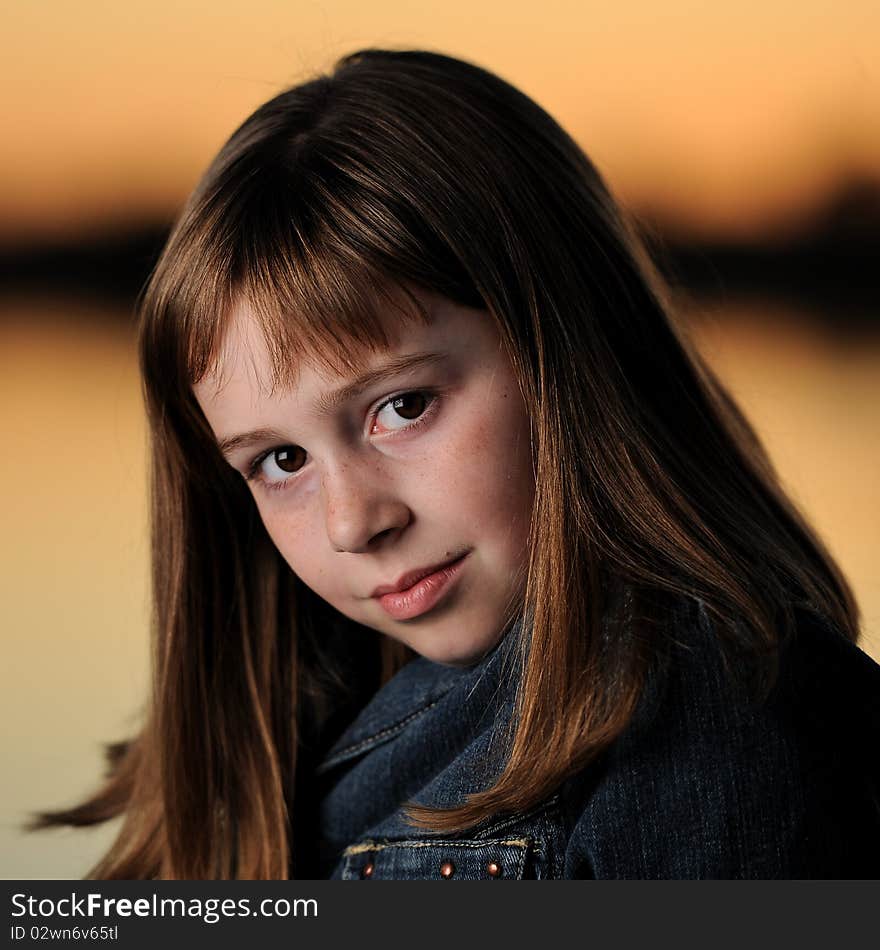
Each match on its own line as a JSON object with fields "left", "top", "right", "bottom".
{"left": 34, "top": 48, "right": 858, "bottom": 878}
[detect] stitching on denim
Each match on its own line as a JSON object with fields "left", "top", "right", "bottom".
{"left": 317, "top": 697, "right": 445, "bottom": 773}
{"left": 472, "top": 793, "right": 560, "bottom": 839}
{"left": 513, "top": 842, "right": 527, "bottom": 878}
{"left": 343, "top": 836, "right": 532, "bottom": 857}
{"left": 343, "top": 836, "right": 541, "bottom": 879}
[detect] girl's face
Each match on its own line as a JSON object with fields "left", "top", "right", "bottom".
{"left": 194, "top": 290, "right": 535, "bottom": 666}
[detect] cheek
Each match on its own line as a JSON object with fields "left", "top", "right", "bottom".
{"left": 258, "top": 501, "right": 341, "bottom": 594}
{"left": 428, "top": 391, "right": 534, "bottom": 538}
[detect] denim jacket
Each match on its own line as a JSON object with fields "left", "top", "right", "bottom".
{"left": 315, "top": 606, "right": 880, "bottom": 879}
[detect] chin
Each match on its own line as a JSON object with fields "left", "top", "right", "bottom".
{"left": 406, "top": 623, "right": 507, "bottom": 669}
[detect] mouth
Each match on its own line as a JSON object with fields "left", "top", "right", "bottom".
{"left": 371, "top": 551, "right": 470, "bottom": 621}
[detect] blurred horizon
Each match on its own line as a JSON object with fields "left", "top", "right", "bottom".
{"left": 3, "top": 170, "right": 879, "bottom": 328}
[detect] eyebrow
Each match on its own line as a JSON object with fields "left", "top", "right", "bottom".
{"left": 216, "top": 351, "right": 447, "bottom": 458}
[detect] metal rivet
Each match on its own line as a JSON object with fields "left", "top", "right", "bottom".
{"left": 486, "top": 861, "right": 502, "bottom": 878}
{"left": 362, "top": 862, "right": 374, "bottom": 879}
{"left": 439, "top": 860, "right": 455, "bottom": 879}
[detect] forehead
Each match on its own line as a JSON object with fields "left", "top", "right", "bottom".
{"left": 196, "top": 289, "right": 499, "bottom": 412}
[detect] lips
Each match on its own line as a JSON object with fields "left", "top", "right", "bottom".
{"left": 371, "top": 552, "right": 469, "bottom": 598}
{"left": 371, "top": 551, "right": 470, "bottom": 622}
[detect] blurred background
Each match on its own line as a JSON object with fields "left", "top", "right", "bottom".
{"left": 2, "top": 0, "right": 878, "bottom": 878}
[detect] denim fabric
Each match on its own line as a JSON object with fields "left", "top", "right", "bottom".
{"left": 316, "top": 607, "right": 880, "bottom": 879}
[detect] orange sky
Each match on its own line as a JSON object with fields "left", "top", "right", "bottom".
{"left": 2, "top": 0, "right": 879, "bottom": 241}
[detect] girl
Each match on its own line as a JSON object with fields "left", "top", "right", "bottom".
{"left": 38, "top": 48, "right": 880, "bottom": 879}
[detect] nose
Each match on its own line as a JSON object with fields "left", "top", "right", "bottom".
{"left": 321, "top": 461, "right": 412, "bottom": 554}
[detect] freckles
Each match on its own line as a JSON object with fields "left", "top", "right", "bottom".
{"left": 264, "top": 506, "right": 317, "bottom": 566}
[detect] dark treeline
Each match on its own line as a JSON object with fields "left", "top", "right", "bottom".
{"left": 1, "top": 177, "right": 878, "bottom": 328}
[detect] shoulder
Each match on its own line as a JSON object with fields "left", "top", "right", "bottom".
{"left": 560, "top": 604, "right": 880, "bottom": 878}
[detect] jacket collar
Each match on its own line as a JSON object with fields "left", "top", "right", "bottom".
{"left": 317, "top": 619, "right": 522, "bottom": 774}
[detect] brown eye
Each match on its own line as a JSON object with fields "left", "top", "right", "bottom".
{"left": 391, "top": 392, "right": 427, "bottom": 419}
{"left": 372, "top": 391, "right": 435, "bottom": 434}
{"left": 273, "top": 446, "right": 307, "bottom": 473}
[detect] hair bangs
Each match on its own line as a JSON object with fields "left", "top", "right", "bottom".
{"left": 173, "top": 156, "right": 434, "bottom": 395}
{"left": 236, "top": 231, "right": 432, "bottom": 392}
